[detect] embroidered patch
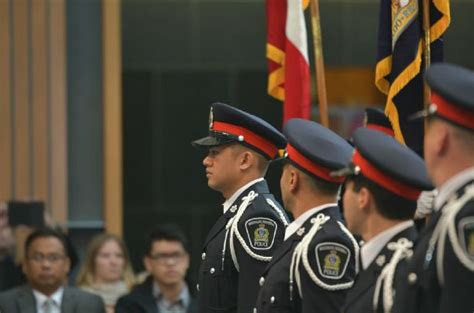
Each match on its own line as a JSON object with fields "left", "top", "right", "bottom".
{"left": 245, "top": 217, "right": 277, "bottom": 250}
{"left": 458, "top": 216, "right": 474, "bottom": 260}
{"left": 315, "top": 242, "right": 351, "bottom": 280}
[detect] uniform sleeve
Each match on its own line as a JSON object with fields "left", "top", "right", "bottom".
{"left": 299, "top": 221, "right": 358, "bottom": 313}
{"left": 234, "top": 196, "right": 288, "bottom": 313}
{"left": 440, "top": 198, "right": 474, "bottom": 313}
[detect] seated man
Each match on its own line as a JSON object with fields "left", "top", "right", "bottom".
{"left": 0, "top": 228, "right": 105, "bottom": 313}
{"left": 116, "top": 224, "right": 196, "bottom": 313}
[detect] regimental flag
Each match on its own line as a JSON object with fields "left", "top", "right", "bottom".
{"left": 266, "top": 0, "right": 311, "bottom": 124}
{"left": 375, "top": 0, "right": 450, "bottom": 156}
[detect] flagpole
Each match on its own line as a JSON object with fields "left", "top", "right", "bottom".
{"left": 422, "top": 0, "right": 431, "bottom": 110}
{"left": 309, "top": 0, "right": 329, "bottom": 128}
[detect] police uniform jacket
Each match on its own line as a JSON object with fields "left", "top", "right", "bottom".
{"left": 344, "top": 224, "right": 417, "bottom": 313}
{"left": 197, "top": 179, "right": 289, "bottom": 313}
{"left": 255, "top": 205, "right": 358, "bottom": 313}
{"left": 392, "top": 173, "right": 474, "bottom": 313}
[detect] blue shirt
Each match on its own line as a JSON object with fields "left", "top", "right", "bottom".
{"left": 153, "top": 282, "right": 190, "bottom": 313}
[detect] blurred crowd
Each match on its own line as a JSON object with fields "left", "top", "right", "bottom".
{"left": 0, "top": 205, "right": 195, "bottom": 313}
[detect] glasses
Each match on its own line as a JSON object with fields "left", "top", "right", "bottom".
{"left": 149, "top": 252, "right": 187, "bottom": 264}
{"left": 27, "top": 253, "right": 66, "bottom": 264}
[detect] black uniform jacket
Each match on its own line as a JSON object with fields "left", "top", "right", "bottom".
{"left": 344, "top": 225, "right": 417, "bottom": 313}
{"left": 255, "top": 205, "right": 358, "bottom": 313}
{"left": 197, "top": 180, "right": 289, "bottom": 313}
{"left": 392, "top": 178, "right": 474, "bottom": 313}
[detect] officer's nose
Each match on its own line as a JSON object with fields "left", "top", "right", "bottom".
{"left": 203, "top": 155, "right": 211, "bottom": 167}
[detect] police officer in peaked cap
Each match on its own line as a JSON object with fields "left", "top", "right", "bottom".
{"left": 254, "top": 118, "right": 359, "bottom": 313}
{"left": 192, "top": 102, "right": 290, "bottom": 313}
{"left": 333, "top": 128, "right": 432, "bottom": 313}
{"left": 392, "top": 63, "right": 474, "bottom": 313}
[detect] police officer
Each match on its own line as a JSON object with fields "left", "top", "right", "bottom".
{"left": 192, "top": 103, "right": 290, "bottom": 313}
{"left": 333, "top": 128, "right": 432, "bottom": 313}
{"left": 392, "top": 63, "right": 474, "bottom": 313}
{"left": 255, "top": 119, "right": 359, "bottom": 313}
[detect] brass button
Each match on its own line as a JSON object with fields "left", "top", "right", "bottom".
{"left": 270, "top": 296, "right": 275, "bottom": 304}
{"left": 259, "top": 277, "right": 265, "bottom": 286}
{"left": 201, "top": 252, "right": 206, "bottom": 260}
{"left": 196, "top": 283, "right": 200, "bottom": 291}
{"left": 210, "top": 267, "right": 215, "bottom": 274}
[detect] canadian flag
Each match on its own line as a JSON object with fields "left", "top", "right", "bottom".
{"left": 266, "top": 0, "right": 311, "bottom": 124}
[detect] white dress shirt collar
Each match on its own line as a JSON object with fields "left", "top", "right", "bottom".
{"left": 33, "top": 286, "right": 64, "bottom": 313}
{"left": 434, "top": 167, "right": 474, "bottom": 210}
{"left": 284, "top": 203, "right": 337, "bottom": 240}
{"left": 360, "top": 220, "right": 414, "bottom": 270}
{"left": 222, "top": 178, "right": 264, "bottom": 214}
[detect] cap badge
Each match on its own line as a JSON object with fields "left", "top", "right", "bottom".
{"left": 209, "top": 107, "right": 214, "bottom": 130}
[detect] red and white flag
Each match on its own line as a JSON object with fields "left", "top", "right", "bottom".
{"left": 266, "top": 0, "right": 311, "bottom": 124}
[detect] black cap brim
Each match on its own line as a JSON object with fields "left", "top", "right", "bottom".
{"left": 191, "top": 136, "right": 235, "bottom": 149}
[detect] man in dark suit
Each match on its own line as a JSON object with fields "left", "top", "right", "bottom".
{"left": 255, "top": 119, "right": 359, "bottom": 313}
{"left": 116, "top": 225, "right": 196, "bottom": 313}
{"left": 0, "top": 228, "right": 105, "bottom": 313}
{"left": 191, "top": 103, "right": 290, "bottom": 313}
{"left": 334, "top": 128, "right": 432, "bottom": 313}
{"left": 392, "top": 63, "right": 474, "bottom": 313}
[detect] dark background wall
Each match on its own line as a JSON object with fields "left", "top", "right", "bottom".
{"left": 121, "top": 0, "right": 474, "bottom": 278}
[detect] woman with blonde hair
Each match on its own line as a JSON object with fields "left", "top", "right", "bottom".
{"left": 77, "top": 233, "right": 135, "bottom": 313}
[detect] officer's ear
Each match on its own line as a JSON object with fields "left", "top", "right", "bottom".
{"left": 239, "top": 150, "right": 254, "bottom": 171}
{"left": 287, "top": 167, "right": 299, "bottom": 192}
{"left": 358, "top": 186, "right": 371, "bottom": 212}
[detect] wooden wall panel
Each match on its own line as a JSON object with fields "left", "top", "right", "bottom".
{"left": 0, "top": 0, "right": 12, "bottom": 201}
{"left": 103, "top": 0, "right": 123, "bottom": 235}
{"left": 49, "top": 0, "right": 67, "bottom": 225}
{"left": 32, "top": 0, "right": 49, "bottom": 203}
{"left": 12, "top": 0, "right": 31, "bottom": 199}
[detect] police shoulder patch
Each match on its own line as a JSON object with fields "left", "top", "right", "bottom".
{"left": 245, "top": 217, "right": 277, "bottom": 250}
{"left": 315, "top": 242, "right": 351, "bottom": 280}
{"left": 458, "top": 216, "right": 474, "bottom": 261}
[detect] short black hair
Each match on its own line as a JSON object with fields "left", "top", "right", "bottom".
{"left": 145, "top": 224, "right": 190, "bottom": 256}
{"left": 25, "top": 228, "right": 69, "bottom": 257}
{"left": 346, "top": 174, "right": 416, "bottom": 220}
{"left": 283, "top": 160, "right": 340, "bottom": 196}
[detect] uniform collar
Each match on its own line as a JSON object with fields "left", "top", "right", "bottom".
{"left": 435, "top": 166, "right": 474, "bottom": 210}
{"left": 33, "top": 286, "right": 64, "bottom": 311}
{"left": 284, "top": 203, "right": 337, "bottom": 240}
{"left": 222, "top": 177, "right": 264, "bottom": 214}
{"left": 360, "top": 220, "right": 414, "bottom": 270}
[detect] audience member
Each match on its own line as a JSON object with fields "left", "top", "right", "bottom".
{"left": 0, "top": 228, "right": 105, "bottom": 313}
{"left": 116, "top": 224, "right": 196, "bottom": 313}
{"left": 77, "top": 233, "right": 135, "bottom": 313}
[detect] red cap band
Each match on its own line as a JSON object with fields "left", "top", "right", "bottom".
{"left": 353, "top": 150, "right": 422, "bottom": 201}
{"left": 212, "top": 121, "right": 278, "bottom": 158}
{"left": 366, "top": 124, "right": 395, "bottom": 137}
{"left": 287, "top": 145, "right": 344, "bottom": 183}
{"left": 432, "top": 92, "right": 474, "bottom": 130}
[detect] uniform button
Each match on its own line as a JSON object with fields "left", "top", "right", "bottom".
{"left": 270, "top": 296, "right": 275, "bottom": 304}
{"left": 210, "top": 267, "right": 215, "bottom": 274}
{"left": 196, "top": 283, "right": 200, "bottom": 291}
{"left": 408, "top": 272, "right": 417, "bottom": 284}
{"left": 259, "top": 277, "right": 265, "bottom": 286}
{"left": 253, "top": 308, "right": 257, "bottom": 313}
{"left": 201, "top": 252, "right": 206, "bottom": 260}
